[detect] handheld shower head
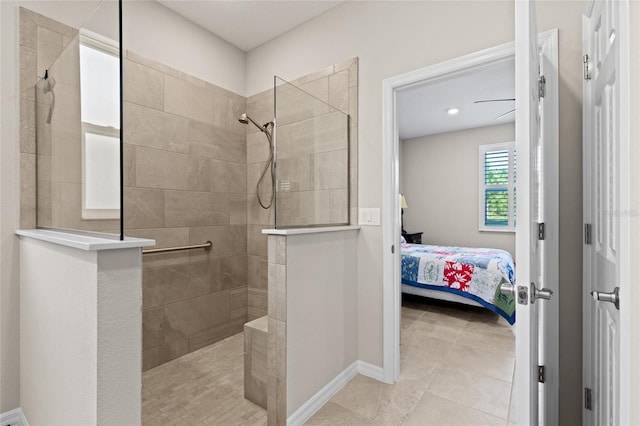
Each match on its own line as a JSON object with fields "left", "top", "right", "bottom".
{"left": 238, "top": 113, "right": 271, "bottom": 133}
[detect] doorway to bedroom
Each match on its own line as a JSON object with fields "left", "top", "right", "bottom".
{"left": 397, "top": 56, "right": 518, "bottom": 424}
{"left": 381, "top": 30, "right": 559, "bottom": 424}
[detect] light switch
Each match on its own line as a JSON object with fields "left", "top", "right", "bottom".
{"left": 359, "top": 208, "right": 380, "bottom": 226}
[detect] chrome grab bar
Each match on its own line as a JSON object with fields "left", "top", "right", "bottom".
{"left": 142, "top": 240, "right": 212, "bottom": 255}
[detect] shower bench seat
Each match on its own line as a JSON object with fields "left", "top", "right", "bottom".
{"left": 244, "top": 315, "right": 268, "bottom": 409}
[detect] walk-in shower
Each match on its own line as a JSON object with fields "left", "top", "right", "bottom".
{"left": 239, "top": 113, "right": 274, "bottom": 209}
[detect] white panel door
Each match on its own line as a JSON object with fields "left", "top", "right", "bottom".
{"left": 515, "top": 1, "right": 555, "bottom": 424}
{"left": 583, "top": 0, "right": 628, "bottom": 424}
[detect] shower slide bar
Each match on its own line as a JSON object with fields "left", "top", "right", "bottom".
{"left": 142, "top": 240, "right": 212, "bottom": 255}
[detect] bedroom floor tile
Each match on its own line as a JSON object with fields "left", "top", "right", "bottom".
{"left": 407, "top": 392, "right": 506, "bottom": 426}
{"left": 307, "top": 297, "right": 516, "bottom": 425}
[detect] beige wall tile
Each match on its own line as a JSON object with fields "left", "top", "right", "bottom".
{"left": 124, "top": 102, "right": 189, "bottom": 154}
{"left": 51, "top": 130, "right": 81, "bottom": 184}
{"left": 229, "top": 194, "right": 247, "bottom": 225}
{"left": 329, "top": 71, "right": 349, "bottom": 113}
{"left": 50, "top": 36, "right": 79, "bottom": 88}
{"left": 222, "top": 256, "right": 247, "bottom": 289}
{"left": 135, "top": 147, "right": 211, "bottom": 192}
{"left": 248, "top": 288, "right": 268, "bottom": 313}
{"left": 163, "top": 291, "right": 230, "bottom": 343}
{"left": 51, "top": 82, "right": 81, "bottom": 136}
{"left": 164, "top": 74, "right": 213, "bottom": 123}
{"left": 277, "top": 155, "right": 314, "bottom": 191}
{"left": 124, "top": 187, "right": 164, "bottom": 229}
{"left": 248, "top": 255, "right": 261, "bottom": 288}
{"left": 189, "top": 323, "right": 229, "bottom": 352}
{"left": 20, "top": 153, "right": 36, "bottom": 215}
{"left": 247, "top": 225, "right": 268, "bottom": 257}
{"left": 127, "top": 227, "right": 189, "bottom": 268}
{"left": 124, "top": 59, "right": 164, "bottom": 110}
{"left": 290, "top": 111, "right": 348, "bottom": 157}
{"left": 123, "top": 143, "right": 136, "bottom": 187}
{"left": 165, "top": 191, "right": 229, "bottom": 227}
{"left": 188, "top": 120, "right": 246, "bottom": 164}
{"left": 19, "top": 8, "right": 37, "bottom": 49}
{"left": 188, "top": 226, "right": 232, "bottom": 261}
{"left": 159, "top": 337, "right": 190, "bottom": 365}
{"left": 36, "top": 26, "right": 62, "bottom": 76}
{"left": 211, "top": 93, "right": 246, "bottom": 135}
{"left": 313, "top": 149, "right": 349, "bottom": 189}
{"left": 230, "top": 287, "right": 248, "bottom": 319}
{"left": 247, "top": 131, "right": 272, "bottom": 164}
{"left": 20, "top": 100, "right": 36, "bottom": 154}
{"left": 143, "top": 307, "right": 164, "bottom": 350}
{"left": 20, "top": 47, "right": 37, "bottom": 97}
{"left": 210, "top": 160, "right": 246, "bottom": 194}
{"left": 142, "top": 347, "right": 160, "bottom": 371}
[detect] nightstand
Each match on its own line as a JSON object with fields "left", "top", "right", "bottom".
{"left": 404, "top": 232, "right": 423, "bottom": 244}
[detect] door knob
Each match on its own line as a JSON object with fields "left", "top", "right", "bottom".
{"left": 591, "top": 287, "right": 619, "bottom": 310}
{"left": 531, "top": 282, "right": 553, "bottom": 303}
{"left": 499, "top": 282, "right": 515, "bottom": 296}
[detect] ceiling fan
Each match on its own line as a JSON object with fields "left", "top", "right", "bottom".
{"left": 474, "top": 98, "right": 515, "bottom": 120}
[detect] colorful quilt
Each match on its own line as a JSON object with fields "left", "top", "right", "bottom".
{"left": 401, "top": 243, "right": 516, "bottom": 324}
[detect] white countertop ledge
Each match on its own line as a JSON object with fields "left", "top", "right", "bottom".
{"left": 262, "top": 226, "right": 360, "bottom": 235}
{"left": 16, "top": 229, "right": 155, "bottom": 251}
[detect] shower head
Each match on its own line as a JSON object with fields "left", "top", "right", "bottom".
{"left": 239, "top": 113, "right": 271, "bottom": 133}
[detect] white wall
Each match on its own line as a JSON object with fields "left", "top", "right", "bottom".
{"left": 401, "top": 123, "right": 516, "bottom": 255}
{"left": 122, "top": 0, "right": 245, "bottom": 95}
{"left": 246, "top": 1, "right": 584, "bottom": 422}
{"left": 286, "top": 230, "right": 358, "bottom": 416}
{"left": 0, "top": 1, "right": 24, "bottom": 413}
{"left": 20, "top": 238, "right": 99, "bottom": 423}
{"left": 19, "top": 237, "right": 143, "bottom": 424}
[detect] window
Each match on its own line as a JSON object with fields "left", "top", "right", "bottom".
{"left": 479, "top": 142, "right": 516, "bottom": 232}
{"left": 79, "top": 30, "right": 120, "bottom": 219}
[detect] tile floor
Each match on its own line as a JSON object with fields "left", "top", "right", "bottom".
{"left": 307, "top": 295, "right": 516, "bottom": 425}
{"left": 142, "top": 333, "right": 267, "bottom": 425}
{"left": 142, "top": 294, "right": 515, "bottom": 425}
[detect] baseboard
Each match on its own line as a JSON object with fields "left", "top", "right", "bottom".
{"left": 357, "top": 360, "right": 385, "bottom": 382}
{"left": 0, "top": 408, "right": 28, "bottom": 426}
{"left": 286, "top": 360, "right": 386, "bottom": 426}
{"left": 287, "top": 361, "right": 359, "bottom": 426}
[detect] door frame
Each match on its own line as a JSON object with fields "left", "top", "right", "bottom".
{"left": 381, "top": 30, "right": 559, "bottom": 420}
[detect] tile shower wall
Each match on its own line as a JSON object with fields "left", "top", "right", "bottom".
{"left": 121, "top": 51, "right": 248, "bottom": 371}
{"left": 18, "top": 8, "right": 105, "bottom": 231}
{"left": 245, "top": 59, "right": 358, "bottom": 320}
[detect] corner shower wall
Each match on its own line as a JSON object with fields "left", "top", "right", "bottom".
{"left": 120, "top": 52, "right": 249, "bottom": 370}
{"left": 244, "top": 59, "right": 358, "bottom": 320}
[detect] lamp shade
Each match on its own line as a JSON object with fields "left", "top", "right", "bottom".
{"left": 401, "top": 194, "right": 408, "bottom": 209}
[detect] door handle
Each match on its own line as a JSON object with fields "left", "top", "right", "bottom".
{"left": 499, "top": 282, "right": 515, "bottom": 296}
{"left": 531, "top": 282, "right": 553, "bottom": 303}
{"left": 591, "top": 286, "right": 619, "bottom": 310}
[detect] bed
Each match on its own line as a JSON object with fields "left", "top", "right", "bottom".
{"left": 400, "top": 243, "right": 516, "bottom": 324}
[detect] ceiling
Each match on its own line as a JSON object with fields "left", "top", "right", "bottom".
{"left": 157, "top": 0, "right": 344, "bottom": 52}
{"left": 154, "top": 1, "right": 513, "bottom": 139}
{"left": 397, "top": 59, "right": 516, "bottom": 140}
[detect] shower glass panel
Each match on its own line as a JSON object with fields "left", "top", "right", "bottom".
{"left": 34, "top": 1, "right": 122, "bottom": 238}
{"left": 274, "top": 76, "right": 350, "bottom": 228}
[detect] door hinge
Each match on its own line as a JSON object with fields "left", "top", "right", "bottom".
{"left": 583, "top": 54, "right": 591, "bottom": 80}
{"left": 538, "top": 222, "right": 545, "bottom": 240}
{"left": 584, "top": 223, "right": 592, "bottom": 245}
{"left": 538, "top": 75, "right": 546, "bottom": 99}
{"left": 538, "top": 365, "right": 545, "bottom": 383}
{"left": 584, "top": 387, "right": 593, "bottom": 410}
{"left": 391, "top": 244, "right": 395, "bottom": 254}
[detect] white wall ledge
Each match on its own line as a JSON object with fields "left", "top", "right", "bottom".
{"left": 16, "top": 229, "right": 155, "bottom": 251}
{"left": 262, "top": 226, "right": 360, "bottom": 236}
